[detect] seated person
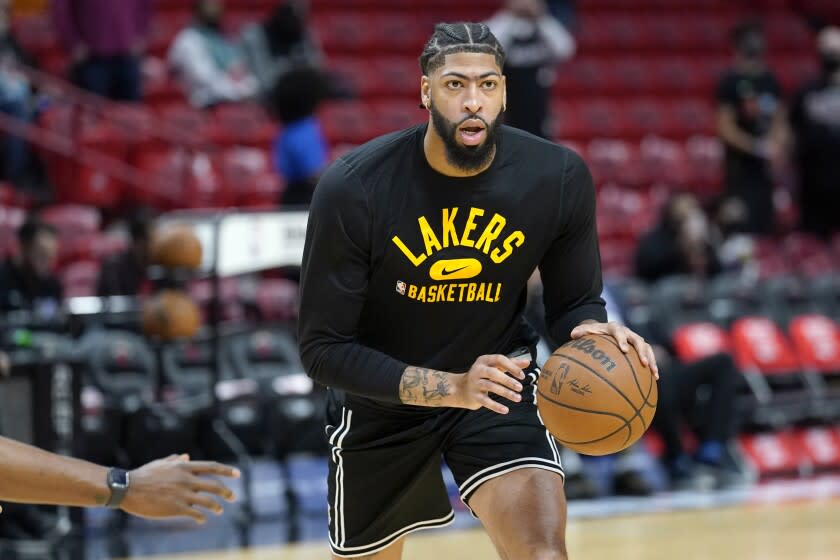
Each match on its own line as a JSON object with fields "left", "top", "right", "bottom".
{"left": 635, "top": 193, "right": 722, "bottom": 284}
{"left": 0, "top": 218, "right": 61, "bottom": 318}
{"left": 97, "top": 209, "right": 154, "bottom": 297}
{"left": 168, "top": 0, "right": 258, "bottom": 109}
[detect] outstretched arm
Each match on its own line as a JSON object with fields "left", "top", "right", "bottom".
{"left": 0, "top": 436, "right": 239, "bottom": 524}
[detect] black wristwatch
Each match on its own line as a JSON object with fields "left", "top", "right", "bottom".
{"left": 105, "top": 468, "right": 130, "bottom": 509}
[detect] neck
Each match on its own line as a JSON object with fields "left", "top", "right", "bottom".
{"left": 423, "top": 120, "right": 495, "bottom": 178}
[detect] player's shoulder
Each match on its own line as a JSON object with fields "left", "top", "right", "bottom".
{"left": 500, "top": 126, "right": 589, "bottom": 176}
{"left": 334, "top": 125, "right": 423, "bottom": 175}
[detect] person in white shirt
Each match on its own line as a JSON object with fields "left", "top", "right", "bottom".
{"left": 168, "top": 0, "right": 258, "bottom": 109}
{"left": 486, "top": 0, "right": 576, "bottom": 139}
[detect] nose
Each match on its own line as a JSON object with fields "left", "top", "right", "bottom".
{"left": 462, "top": 84, "right": 482, "bottom": 115}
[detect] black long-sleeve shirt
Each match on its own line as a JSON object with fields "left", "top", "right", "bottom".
{"left": 298, "top": 124, "right": 606, "bottom": 406}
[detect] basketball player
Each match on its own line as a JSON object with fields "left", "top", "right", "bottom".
{"left": 0, "top": 436, "right": 239, "bottom": 524}
{"left": 298, "top": 22, "right": 659, "bottom": 559}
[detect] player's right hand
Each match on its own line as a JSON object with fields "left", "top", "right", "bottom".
{"left": 455, "top": 354, "right": 529, "bottom": 414}
{"left": 120, "top": 454, "right": 240, "bottom": 524}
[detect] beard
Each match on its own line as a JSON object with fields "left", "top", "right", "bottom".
{"left": 429, "top": 101, "right": 501, "bottom": 173}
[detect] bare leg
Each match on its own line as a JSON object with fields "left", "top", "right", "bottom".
{"left": 332, "top": 538, "right": 405, "bottom": 560}
{"left": 468, "top": 468, "right": 568, "bottom": 560}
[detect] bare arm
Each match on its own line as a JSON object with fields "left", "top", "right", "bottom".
{"left": 0, "top": 435, "right": 110, "bottom": 508}
{"left": 0, "top": 436, "right": 240, "bottom": 523}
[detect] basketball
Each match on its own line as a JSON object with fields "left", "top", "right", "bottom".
{"left": 141, "top": 289, "right": 202, "bottom": 340}
{"left": 150, "top": 224, "right": 203, "bottom": 269}
{"left": 536, "top": 334, "right": 657, "bottom": 456}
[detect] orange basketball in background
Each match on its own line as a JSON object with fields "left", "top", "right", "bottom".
{"left": 150, "top": 224, "right": 203, "bottom": 269}
{"left": 537, "top": 334, "right": 657, "bottom": 456}
{"left": 142, "top": 289, "right": 202, "bottom": 340}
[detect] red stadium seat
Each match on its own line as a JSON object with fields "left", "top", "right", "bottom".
{"left": 326, "top": 57, "right": 382, "bottom": 98}
{"left": 789, "top": 315, "right": 840, "bottom": 374}
{"left": 579, "top": 100, "right": 629, "bottom": 139}
{"left": 311, "top": 13, "right": 377, "bottom": 52}
{"left": 553, "top": 58, "right": 607, "bottom": 96}
{"left": 730, "top": 316, "right": 800, "bottom": 375}
{"left": 372, "top": 57, "right": 419, "bottom": 97}
{"left": 211, "top": 103, "right": 276, "bottom": 148}
{"left": 372, "top": 100, "right": 426, "bottom": 137}
{"left": 670, "top": 99, "right": 716, "bottom": 137}
{"left": 219, "top": 147, "right": 284, "bottom": 208}
{"left": 612, "top": 59, "right": 651, "bottom": 96}
{"left": 672, "top": 322, "right": 731, "bottom": 363}
{"left": 134, "top": 149, "right": 230, "bottom": 210}
{"left": 649, "top": 59, "right": 703, "bottom": 96}
{"left": 318, "top": 101, "right": 376, "bottom": 145}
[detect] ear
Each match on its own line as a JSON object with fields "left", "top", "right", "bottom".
{"left": 501, "top": 76, "right": 507, "bottom": 112}
{"left": 420, "top": 76, "right": 431, "bottom": 110}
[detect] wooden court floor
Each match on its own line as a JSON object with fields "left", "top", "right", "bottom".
{"left": 127, "top": 499, "right": 840, "bottom": 560}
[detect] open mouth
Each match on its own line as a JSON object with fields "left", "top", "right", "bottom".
{"left": 458, "top": 120, "right": 486, "bottom": 146}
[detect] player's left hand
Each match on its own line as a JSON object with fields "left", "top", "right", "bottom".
{"left": 570, "top": 321, "right": 659, "bottom": 380}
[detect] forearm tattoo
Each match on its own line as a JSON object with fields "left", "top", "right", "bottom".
{"left": 399, "top": 367, "right": 452, "bottom": 406}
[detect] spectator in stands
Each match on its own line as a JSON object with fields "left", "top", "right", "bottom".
{"left": 708, "top": 195, "right": 756, "bottom": 273}
{"left": 0, "top": 218, "right": 61, "bottom": 317}
{"left": 634, "top": 193, "right": 722, "bottom": 284}
{"left": 486, "top": 0, "right": 575, "bottom": 139}
{"left": 52, "top": 0, "right": 149, "bottom": 102}
{"left": 168, "top": 0, "right": 258, "bottom": 109}
{"left": 0, "top": 0, "right": 39, "bottom": 186}
{"left": 97, "top": 208, "right": 153, "bottom": 297}
{"left": 269, "top": 65, "right": 330, "bottom": 206}
{"left": 716, "top": 19, "right": 788, "bottom": 235}
{"left": 240, "top": 1, "right": 324, "bottom": 101}
{"left": 789, "top": 25, "right": 840, "bottom": 238}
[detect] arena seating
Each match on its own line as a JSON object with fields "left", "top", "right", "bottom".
{"left": 4, "top": 0, "right": 840, "bottom": 485}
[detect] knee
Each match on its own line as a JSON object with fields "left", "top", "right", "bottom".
{"left": 526, "top": 543, "right": 568, "bottom": 560}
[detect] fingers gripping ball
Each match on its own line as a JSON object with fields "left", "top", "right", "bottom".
{"left": 150, "top": 224, "right": 203, "bottom": 269}
{"left": 142, "top": 289, "right": 201, "bottom": 340}
{"left": 537, "top": 334, "right": 657, "bottom": 456}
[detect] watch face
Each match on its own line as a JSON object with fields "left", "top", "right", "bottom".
{"left": 111, "top": 469, "right": 129, "bottom": 487}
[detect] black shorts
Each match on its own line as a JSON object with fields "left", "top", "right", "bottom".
{"left": 324, "top": 360, "right": 564, "bottom": 558}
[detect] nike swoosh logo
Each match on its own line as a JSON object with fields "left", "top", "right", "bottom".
{"left": 441, "top": 265, "right": 468, "bottom": 275}
{"left": 429, "top": 258, "right": 482, "bottom": 281}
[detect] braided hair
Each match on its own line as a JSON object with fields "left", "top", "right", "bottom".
{"left": 419, "top": 22, "right": 506, "bottom": 76}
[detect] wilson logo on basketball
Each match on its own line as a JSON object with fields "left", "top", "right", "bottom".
{"left": 567, "top": 338, "right": 618, "bottom": 372}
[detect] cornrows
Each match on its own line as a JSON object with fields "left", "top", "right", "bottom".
{"left": 418, "top": 22, "right": 506, "bottom": 75}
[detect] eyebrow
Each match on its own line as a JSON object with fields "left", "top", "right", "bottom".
{"left": 440, "top": 71, "right": 501, "bottom": 80}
